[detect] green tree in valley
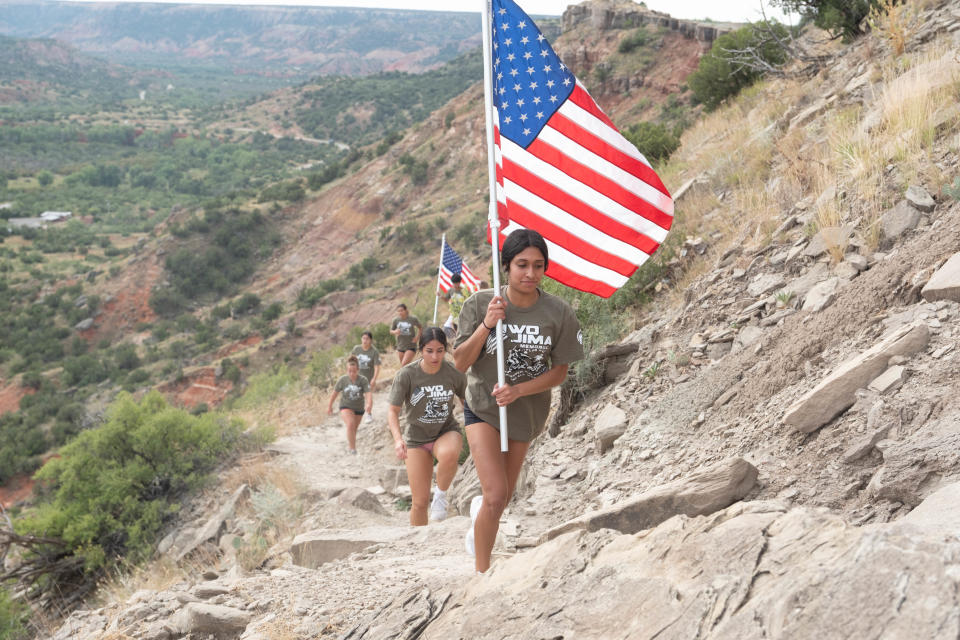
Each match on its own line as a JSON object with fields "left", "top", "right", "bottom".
{"left": 688, "top": 22, "right": 790, "bottom": 110}
{"left": 771, "top": 0, "right": 877, "bottom": 40}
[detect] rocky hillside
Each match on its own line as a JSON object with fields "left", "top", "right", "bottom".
{"left": 70, "top": 0, "right": 713, "bottom": 410}
{"left": 0, "top": 2, "right": 481, "bottom": 75}
{"left": 37, "top": 0, "right": 960, "bottom": 638}
{"left": 0, "top": 34, "right": 133, "bottom": 104}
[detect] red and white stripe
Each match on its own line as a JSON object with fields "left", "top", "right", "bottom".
{"left": 438, "top": 263, "right": 481, "bottom": 293}
{"left": 493, "top": 83, "right": 673, "bottom": 298}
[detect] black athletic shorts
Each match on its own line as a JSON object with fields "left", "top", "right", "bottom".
{"left": 463, "top": 402, "right": 484, "bottom": 426}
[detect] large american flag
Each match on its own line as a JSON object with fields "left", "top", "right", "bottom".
{"left": 490, "top": 0, "right": 674, "bottom": 298}
{"left": 438, "top": 239, "right": 481, "bottom": 293}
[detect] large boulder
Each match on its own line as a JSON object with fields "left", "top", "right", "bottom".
{"left": 418, "top": 501, "right": 960, "bottom": 640}
{"left": 881, "top": 200, "right": 922, "bottom": 243}
{"left": 921, "top": 252, "right": 960, "bottom": 303}
{"left": 901, "top": 482, "right": 960, "bottom": 535}
{"left": 747, "top": 273, "right": 786, "bottom": 298}
{"left": 289, "top": 527, "right": 406, "bottom": 569}
{"left": 338, "top": 487, "right": 388, "bottom": 514}
{"left": 783, "top": 322, "right": 929, "bottom": 433}
{"left": 905, "top": 185, "right": 936, "bottom": 212}
{"left": 170, "top": 603, "right": 251, "bottom": 638}
{"left": 593, "top": 404, "right": 628, "bottom": 454}
{"left": 539, "top": 457, "right": 758, "bottom": 542}
{"left": 802, "top": 276, "right": 840, "bottom": 313}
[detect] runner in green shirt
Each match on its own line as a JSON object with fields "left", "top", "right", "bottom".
{"left": 390, "top": 303, "right": 422, "bottom": 367}
{"left": 387, "top": 327, "right": 466, "bottom": 526}
{"left": 351, "top": 330, "right": 381, "bottom": 423}
{"left": 453, "top": 229, "right": 583, "bottom": 573}
{"left": 326, "top": 355, "right": 372, "bottom": 454}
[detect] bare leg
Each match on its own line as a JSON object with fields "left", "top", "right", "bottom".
{"left": 466, "top": 422, "right": 530, "bottom": 573}
{"left": 340, "top": 409, "right": 360, "bottom": 450}
{"left": 432, "top": 430, "right": 463, "bottom": 492}
{"left": 400, "top": 349, "right": 416, "bottom": 366}
{"left": 405, "top": 447, "right": 433, "bottom": 526}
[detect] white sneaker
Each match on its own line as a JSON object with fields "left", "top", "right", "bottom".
{"left": 364, "top": 413, "right": 373, "bottom": 424}
{"left": 429, "top": 490, "right": 448, "bottom": 522}
{"left": 464, "top": 495, "right": 483, "bottom": 556}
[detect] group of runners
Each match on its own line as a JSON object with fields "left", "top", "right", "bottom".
{"left": 327, "top": 229, "right": 583, "bottom": 573}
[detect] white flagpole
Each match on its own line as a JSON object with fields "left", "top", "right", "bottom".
{"left": 481, "top": 0, "right": 509, "bottom": 452}
{"left": 433, "top": 233, "right": 446, "bottom": 325}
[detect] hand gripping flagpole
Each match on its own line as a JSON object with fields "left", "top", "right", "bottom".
{"left": 480, "top": 0, "right": 509, "bottom": 452}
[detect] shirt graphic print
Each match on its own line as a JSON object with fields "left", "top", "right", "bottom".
{"left": 410, "top": 384, "right": 455, "bottom": 424}
{"left": 485, "top": 324, "right": 551, "bottom": 382}
{"left": 341, "top": 382, "right": 363, "bottom": 402}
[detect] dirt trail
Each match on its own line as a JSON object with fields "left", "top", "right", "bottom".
{"left": 248, "top": 387, "right": 484, "bottom": 637}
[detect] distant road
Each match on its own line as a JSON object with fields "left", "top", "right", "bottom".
{"left": 234, "top": 128, "right": 351, "bottom": 151}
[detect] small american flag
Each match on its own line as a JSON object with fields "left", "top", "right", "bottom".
{"left": 490, "top": 0, "right": 673, "bottom": 298}
{"left": 438, "top": 240, "right": 481, "bottom": 293}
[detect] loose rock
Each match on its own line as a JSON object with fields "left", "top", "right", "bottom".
{"left": 539, "top": 457, "right": 758, "bottom": 542}
{"left": 593, "top": 404, "right": 628, "bottom": 454}
{"left": 783, "top": 322, "right": 929, "bottom": 433}
{"left": 921, "top": 252, "right": 960, "bottom": 303}
{"left": 905, "top": 185, "right": 936, "bottom": 212}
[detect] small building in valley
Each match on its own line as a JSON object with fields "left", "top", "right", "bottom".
{"left": 40, "top": 211, "right": 72, "bottom": 223}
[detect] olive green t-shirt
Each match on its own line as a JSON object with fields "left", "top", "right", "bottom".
{"left": 388, "top": 359, "right": 467, "bottom": 447}
{"left": 391, "top": 315, "right": 422, "bottom": 351}
{"left": 334, "top": 374, "right": 370, "bottom": 412}
{"left": 351, "top": 345, "right": 381, "bottom": 382}
{"left": 455, "top": 288, "right": 583, "bottom": 442}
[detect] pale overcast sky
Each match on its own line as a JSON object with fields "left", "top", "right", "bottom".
{"left": 69, "top": 0, "right": 794, "bottom": 24}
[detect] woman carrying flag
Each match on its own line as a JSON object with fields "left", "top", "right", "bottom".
{"left": 453, "top": 228, "right": 583, "bottom": 572}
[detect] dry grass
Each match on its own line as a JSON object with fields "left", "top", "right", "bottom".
{"left": 880, "top": 44, "right": 960, "bottom": 156}
{"left": 94, "top": 557, "right": 185, "bottom": 608}
{"left": 868, "top": 0, "right": 920, "bottom": 56}
{"left": 250, "top": 613, "right": 302, "bottom": 640}
{"left": 222, "top": 453, "right": 302, "bottom": 497}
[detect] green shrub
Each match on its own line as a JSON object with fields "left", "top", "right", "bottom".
{"left": 153, "top": 209, "right": 280, "bottom": 316}
{"left": 0, "top": 587, "right": 28, "bottom": 640}
{"left": 624, "top": 122, "right": 680, "bottom": 164}
{"left": 113, "top": 343, "right": 141, "bottom": 370}
{"left": 61, "top": 354, "right": 108, "bottom": 387}
{"left": 261, "top": 302, "right": 283, "bottom": 321}
{"left": 343, "top": 322, "right": 392, "bottom": 353}
{"left": 943, "top": 177, "right": 960, "bottom": 200}
{"left": 295, "top": 278, "right": 344, "bottom": 308}
{"left": 234, "top": 365, "right": 299, "bottom": 409}
{"left": 257, "top": 180, "right": 305, "bottom": 203}
{"left": 233, "top": 293, "right": 261, "bottom": 316}
{"left": 399, "top": 154, "right": 429, "bottom": 185}
{"left": 18, "top": 392, "right": 243, "bottom": 577}
{"left": 221, "top": 358, "right": 242, "bottom": 385}
{"left": 772, "top": 0, "right": 875, "bottom": 40}
{"left": 688, "top": 22, "right": 790, "bottom": 110}
{"left": 618, "top": 28, "right": 652, "bottom": 54}
{"left": 397, "top": 221, "right": 421, "bottom": 244}
{"left": 307, "top": 347, "right": 346, "bottom": 389}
